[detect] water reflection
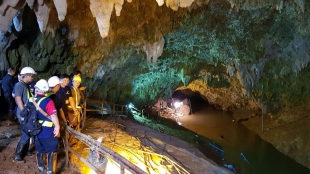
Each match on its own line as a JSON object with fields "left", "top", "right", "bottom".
{"left": 178, "top": 102, "right": 310, "bottom": 174}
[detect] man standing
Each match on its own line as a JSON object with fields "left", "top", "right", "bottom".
{"left": 13, "top": 67, "right": 37, "bottom": 163}
{"left": 47, "top": 76, "right": 66, "bottom": 125}
{"left": 34, "top": 79, "right": 60, "bottom": 174}
{"left": 56, "top": 74, "right": 78, "bottom": 125}
{"left": 1, "top": 68, "right": 16, "bottom": 125}
{"left": 68, "top": 75, "right": 83, "bottom": 131}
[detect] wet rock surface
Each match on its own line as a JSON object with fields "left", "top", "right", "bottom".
{"left": 232, "top": 107, "right": 310, "bottom": 169}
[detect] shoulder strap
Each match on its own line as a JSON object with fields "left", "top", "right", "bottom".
{"left": 32, "top": 97, "right": 51, "bottom": 119}
{"left": 20, "top": 81, "right": 33, "bottom": 98}
{"left": 71, "top": 86, "right": 80, "bottom": 108}
{"left": 45, "top": 91, "right": 54, "bottom": 98}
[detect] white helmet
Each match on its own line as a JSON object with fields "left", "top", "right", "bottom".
{"left": 35, "top": 79, "right": 49, "bottom": 92}
{"left": 20, "top": 67, "right": 37, "bottom": 75}
{"left": 48, "top": 76, "right": 60, "bottom": 87}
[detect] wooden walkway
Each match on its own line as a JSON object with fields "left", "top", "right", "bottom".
{"left": 65, "top": 99, "right": 144, "bottom": 174}
{"left": 83, "top": 98, "right": 129, "bottom": 118}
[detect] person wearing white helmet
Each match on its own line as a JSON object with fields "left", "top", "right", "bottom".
{"left": 34, "top": 79, "right": 60, "bottom": 174}
{"left": 13, "top": 66, "right": 37, "bottom": 163}
{"left": 46, "top": 76, "right": 66, "bottom": 126}
{"left": 47, "top": 76, "right": 61, "bottom": 97}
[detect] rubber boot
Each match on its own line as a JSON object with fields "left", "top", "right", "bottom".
{"left": 37, "top": 152, "right": 45, "bottom": 174}
{"left": 13, "top": 143, "right": 25, "bottom": 163}
{"left": 24, "top": 141, "right": 36, "bottom": 157}
{"left": 47, "top": 152, "right": 57, "bottom": 174}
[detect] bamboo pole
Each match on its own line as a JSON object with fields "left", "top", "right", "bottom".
{"left": 66, "top": 126, "right": 146, "bottom": 174}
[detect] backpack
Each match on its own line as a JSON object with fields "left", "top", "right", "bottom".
{"left": 20, "top": 97, "right": 47, "bottom": 136}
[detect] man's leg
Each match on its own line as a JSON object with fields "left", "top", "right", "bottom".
{"left": 13, "top": 131, "right": 29, "bottom": 162}
{"left": 47, "top": 152, "right": 57, "bottom": 174}
{"left": 5, "top": 96, "right": 15, "bottom": 125}
{"left": 37, "top": 152, "right": 45, "bottom": 174}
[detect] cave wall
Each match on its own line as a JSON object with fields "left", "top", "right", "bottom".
{"left": 1, "top": 0, "right": 310, "bottom": 169}
{"left": 0, "top": 0, "right": 309, "bottom": 111}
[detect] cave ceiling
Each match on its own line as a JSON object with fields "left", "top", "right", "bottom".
{"left": 0, "top": 0, "right": 310, "bottom": 111}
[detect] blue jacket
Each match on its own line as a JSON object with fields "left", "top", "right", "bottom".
{"left": 1, "top": 74, "right": 15, "bottom": 97}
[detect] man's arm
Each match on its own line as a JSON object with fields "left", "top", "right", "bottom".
{"left": 50, "top": 113, "right": 60, "bottom": 137}
{"left": 15, "top": 96, "right": 24, "bottom": 110}
{"left": 45, "top": 100, "right": 60, "bottom": 137}
{"left": 59, "top": 108, "right": 67, "bottom": 124}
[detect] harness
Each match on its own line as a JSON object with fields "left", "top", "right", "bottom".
{"left": 30, "top": 96, "right": 54, "bottom": 128}
{"left": 20, "top": 82, "right": 54, "bottom": 128}
{"left": 45, "top": 91, "right": 53, "bottom": 98}
{"left": 68, "top": 86, "right": 81, "bottom": 109}
{"left": 20, "top": 81, "right": 33, "bottom": 100}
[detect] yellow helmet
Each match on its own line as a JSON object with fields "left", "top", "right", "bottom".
{"left": 72, "top": 75, "right": 82, "bottom": 83}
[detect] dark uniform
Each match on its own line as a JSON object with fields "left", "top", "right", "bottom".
{"left": 56, "top": 86, "right": 72, "bottom": 120}
{"left": 1, "top": 73, "right": 16, "bottom": 116}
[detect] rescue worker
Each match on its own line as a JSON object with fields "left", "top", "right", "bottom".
{"left": 13, "top": 67, "right": 37, "bottom": 163}
{"left": 55, "top": 74, "right": 78, "bottom": 127}
{"left": 68, "top": 75, "right": 84, "bottom": 131}
{"left": 47, "top": 76, "right": 66, "bottom": 149}
{"left": 33, "top": 79, "right": 60, "bottom": 174}
{"left": 1, "top": 68, "right": 16, "bottom": 126}
{"left": 46, "top": 76, "right": 65, "bottom": 123}
{"left": 68, "top": 69, "right": 86, "bottom": 100}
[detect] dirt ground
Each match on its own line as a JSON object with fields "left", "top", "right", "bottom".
{"left": 0, "top": 114, "right": 233, "bottom": 174}
{"left": 0, "top": 117, "right": 79, "bottom": 174}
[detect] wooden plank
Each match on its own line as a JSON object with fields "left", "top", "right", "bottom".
{"left": 68, "top": 146, "right": 105, "bottom": 174}
{"left": 66, "top": 126, "right": 146, "bottom": 174}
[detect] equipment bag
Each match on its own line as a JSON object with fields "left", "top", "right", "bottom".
{"left": 20, "top": 97, "right": 46, "bottom": 136}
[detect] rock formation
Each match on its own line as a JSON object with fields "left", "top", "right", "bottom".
{"left": 0, "top": 0, "right": 310, "bottom": 169}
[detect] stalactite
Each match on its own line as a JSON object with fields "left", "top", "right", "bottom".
{"left": 114, "top": 0, "right": 124, "bottom": 16}
{"left": 34, "top": 1, "right": 51, "bottom": 33}
{"left": 142, "top": 32, "right": 165, "bottom": 65}
{"left": 156, "top": 0, "right": 165, "bottom": 6}
{"left": 89, "top": 0, "right": 114, "bottom": 38}
{"left": 26, "top": 0, "right": 35, "bottom": 9}
{"left": 53, "top": 0, "right": 67, "bottom": 21}
{"left": 166, "top": 0, "right": 179, "bottom": 11}
{"left": 0, "top": 6, "right": 19, "bottom": 32}
{"left": 179, "top": 0, "right": 195, "bottom": 8}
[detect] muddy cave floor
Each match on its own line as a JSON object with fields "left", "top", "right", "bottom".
{"left": 0, "top": 114, "right": 233, "bottom": 174}
{"left": 0, "top": 105, "right": 309, "bottom": 174}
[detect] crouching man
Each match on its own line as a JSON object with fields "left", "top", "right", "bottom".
{"left": 33, "top": 79, "right": 60, "bottom": 174}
